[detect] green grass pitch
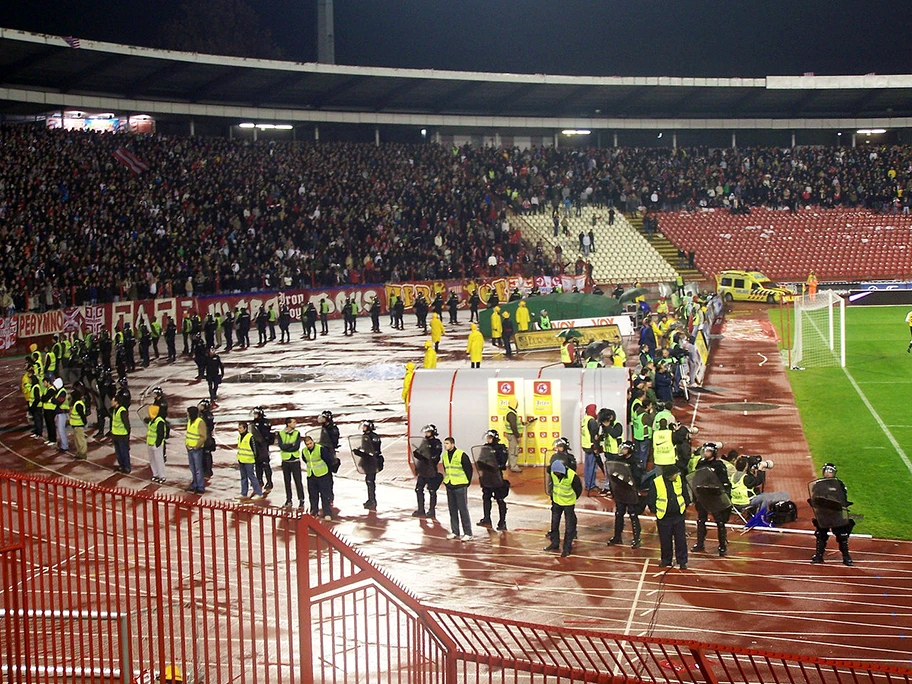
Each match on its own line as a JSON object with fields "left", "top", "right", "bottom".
{"left": 772, "top": 304, "right": 912, "bottom": 540}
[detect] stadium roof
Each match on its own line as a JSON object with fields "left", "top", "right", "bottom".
{"left": 3, "top": 27, "right": 912, "bottom": 130}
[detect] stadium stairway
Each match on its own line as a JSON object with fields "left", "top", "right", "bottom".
{"left": 511, "top": 207, "right": 678, "bottom": 285}
{"left": 628, "top": 213, "right": 703, "bottom": 281}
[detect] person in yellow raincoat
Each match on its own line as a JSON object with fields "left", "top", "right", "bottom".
{"left": 466, "top": 323, "right": 484, "bottom": 368}
{"left": 490, "top": 306, "right": 503, "bottom": 347}
{"left": 429, "top": 312, "right": 446, "bottom": 352}
{"left": 402, "top": 362, "right": 416, "bottom": 409}
{"left": 515, "top": 300, "right": 531, "bottom": 332}
{"left": 611, "top": 340, "right": 627, "bottom": 367}
{"left": 423, "top": 340, "right": 438, "bottom": 369}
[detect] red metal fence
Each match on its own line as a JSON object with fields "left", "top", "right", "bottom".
{"left": 1, "top": 471, "right": 911, "bottom": 684}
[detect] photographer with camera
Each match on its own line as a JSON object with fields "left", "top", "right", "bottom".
{"left": 731, "top": 455, "right": 773, "bottom": 507}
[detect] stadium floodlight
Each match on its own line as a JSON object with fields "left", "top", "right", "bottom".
{"left": 857, "top": 128, "right": 886, "bottom": 135}
{"left": 787, "top": 290, "right": 845, "bottom": 369}
{"left": 561, "top": 129, "right": 591, "bottom": 136}
{"left": 239, "top": 123, "right": 255, "bottom": 129}
{"left": 275, "top": 124, "right": 293, "bottom": 130}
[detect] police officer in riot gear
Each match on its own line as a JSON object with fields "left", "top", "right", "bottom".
{"left": 808, "top": 463, "right": 855, "bottom": 566}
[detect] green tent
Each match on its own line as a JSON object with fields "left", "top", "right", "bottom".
{"left": 477, "top": 293, "right": 623, "bottom": 337}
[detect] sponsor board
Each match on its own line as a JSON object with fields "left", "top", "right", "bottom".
{"left": 551, "top": 315, "right": 635, "bottom": 337}
{"left": 514, "top": 324, "right": 622, "bottom": 352}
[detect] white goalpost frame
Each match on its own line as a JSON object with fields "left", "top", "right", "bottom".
{"left": 789, "top": 291, "right": 845, "bottom": 369}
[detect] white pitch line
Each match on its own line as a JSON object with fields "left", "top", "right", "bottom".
{"left": 623, "top": 560, "right": 648, "bottom": 635}
{"left": 613, "top": 559, "right": 650, "bottom": 679}
{"left": 757, "top": 352, "right": 768, "bottom": 367}
{"left": 843, "top": 366, "right": 912, "bottom": 477}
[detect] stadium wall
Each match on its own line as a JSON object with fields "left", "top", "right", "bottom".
{"left": 0, "top": 275, "right": 588, "bottom": 359}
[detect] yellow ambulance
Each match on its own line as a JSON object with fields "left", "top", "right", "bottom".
{"left": 715, "top": 270, "right": 795, "bottom": 304}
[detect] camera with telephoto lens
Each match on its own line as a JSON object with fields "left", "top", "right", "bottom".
{"left": 747, "top": 455, "right": 774, "bottom": 472}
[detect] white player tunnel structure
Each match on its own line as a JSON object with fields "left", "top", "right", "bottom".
{"left": 407, "top": 367, "right": 630, "bottom": 461}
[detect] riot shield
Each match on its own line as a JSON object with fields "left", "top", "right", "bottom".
{"left": 409, "top": 437, "right": 443, "bottom": 475}
{"left": 807, "top": 478, "right": 850, "bottom": 528}
{"left": 604, "top": 461, "right": 641, "bottom": 505}
{"left": 346, "top": 435, "right": 367, "bottom": 474}
{"left": 686, "top": 467, "right": 732, "bottom": 514}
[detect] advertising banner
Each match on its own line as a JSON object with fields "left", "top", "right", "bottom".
{"left": 514, "top": 323, "right": 622, "bottom": 352}
{"left": 522, "top": 378, "right": 562, "bottom": 466}
{"left": 18, "top": 311, "right": 64, "bottom": 338}
{"left": 551, "top": 315, "right": 635, "bottom": 337}
{"left": 487, "top": 378, "right": 522, "bottom": 441}
{"left": 304, "top": 285, "right": 386, "bottom": 317}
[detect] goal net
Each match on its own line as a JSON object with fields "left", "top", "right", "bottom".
{"left": 788, "top": 291, "right": 845, "bottom": 369}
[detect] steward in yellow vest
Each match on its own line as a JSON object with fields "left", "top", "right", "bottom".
{"left": 544, "top": 459, "right": 582, "bottom": 557}
{"left": 302, "top": 435, "right": 333, "bottom": 519}
{"left": 277, "top": 418, "right": 306, "bottom": 508}
{"left": 236, "top": 421, "right": 263, "bottom": 498}
{"left": 442, "top": 437, "right": 473, "bottom": 540}
{"left": 649, "top": 466, "right": 690, "bottom": 569}
{"left": 110, "top": 395, "right": 132, "bottom": 474}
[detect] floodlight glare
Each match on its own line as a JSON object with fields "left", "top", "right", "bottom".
{"left": 239, "top": 123, "right": 255, "bottom": 129}
{"left": 561, "top": 129, "right": 591, "bottom": 136}
{"left": 856, "top": 128, "right": 886, "bottom": 135}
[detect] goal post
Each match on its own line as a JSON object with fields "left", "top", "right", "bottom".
{"left": 788, "top": 291, "right": 845, "bottom": 369}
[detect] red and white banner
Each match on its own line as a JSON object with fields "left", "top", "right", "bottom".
{"left": 0, "top": 317, "right": 18, "bottom": 351}
{"left": 113, "top": 147, "right": 149, "bottom": 174}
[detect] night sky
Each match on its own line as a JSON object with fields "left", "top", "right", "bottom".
{"left": 2, "top": 0, "right": 912, "bottom": 78}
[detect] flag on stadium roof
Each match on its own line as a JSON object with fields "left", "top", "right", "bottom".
{"left": 113, "top": 148, "right": 149, "bottom": 174}
{"left": 63, "top": 36, "right": 81, "bottom": 49}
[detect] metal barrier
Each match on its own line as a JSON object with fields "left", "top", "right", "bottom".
{"left": 1, "top": 471, "right": 911, "bottom": 684}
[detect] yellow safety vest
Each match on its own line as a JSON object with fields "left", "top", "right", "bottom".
{"left": 41, "top": 389, "right": 56, "bottom": 411}
{"left": 111, "top": 406, "right": 129, "bottom": 436}
{"left": 655, "top": 475, "right": 686, "bottom": 519}
{"left": 603, "top": 422, "right": 619, "bottom": 454}
{"left": 237, "top": 432, "right": 256, "bottom": 463}
{"left": 302, "top": 443, "right": 329, "bottom": 478}
{"left": 45, "top": 351, "right": 57, "bottom": 372}
{"left": 652, "top": 428, "right": 675, "bottom": 466}
{"left": 185, "top": 417, "right": 203, "bottom": 448}
{"left": 631, "top": 400, "right": 647, "bottom": 440}
{"left": 55, "top": 387, "right": 69, "bottom": 411}
{"left": 278, "top": 429, "right": 301, "bottom": 461}
{"left": 507, "top": 408, "right": 524, "bottom": 434}
{"left": 146, "top": 416, "right": 165, "bottom": 446}
{"left": 581, "top": 415, "right": 594, "bottom": 450}
{"left": 442, "top": 449, "right": 469, "bottom": 486}
{"left": 551, "top": 469, "right": 578, "bottom": 506}
{"left": 560, "top": 344, "right": 572, "bottom": 364}
{"left": 69, "top": 399, "right": 86, "bottom": 427}
{"left": 731, "top": 472, "right": 753, "bottom": 506}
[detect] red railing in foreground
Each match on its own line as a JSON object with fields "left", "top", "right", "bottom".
{"left": 1, "top": 471, "right": 910, "bottom": 684}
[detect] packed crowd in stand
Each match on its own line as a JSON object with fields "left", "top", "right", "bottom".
{"left": 3, "top": 124, "right": 912, "bottom": 312}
